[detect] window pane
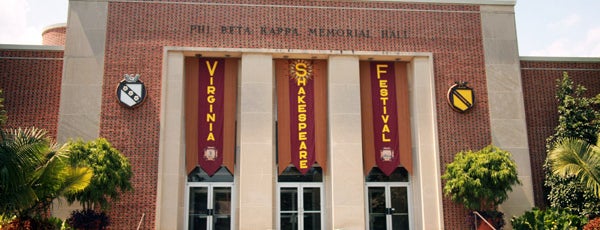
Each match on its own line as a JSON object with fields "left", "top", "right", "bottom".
{"left": 303, "top": 187, "right": 320, "bottom": 211}
{"left": 366, "top": 167, "right": 409, "bottom": 182}
{"left": 369, "top": 214, "right": 387, "bottom": 230}
{"left": 280, "top": 213, "right": 297, "bottom": 230}
{"left": 390, "top": 187, "right": 408, "bottom": 214}
{"left": 189, "top": 215, "right": 207, "bottom": 230}
{"left": 368, "top": 187, "right": 386, "bottom": 214}
{"left": 304, "top": 213, "right": 321, "bottom": 230}
{"left": 214, "top": 187, "right": 231, "bottom": 215}
{"left": 189, "top": 187, "right": 208, "bottom": 215}
{"left": 189, "top": 187, "right": 208, "bottom": 230}
{"left": 214, "top": 216, "right": 231, "bottom": 230}
{"left": 392, "top": 214, "right": 409, "bottom": 230}
{"left": 188, "top": 167, "right": 234, "bottom": 182}
{"left": 368, "top": 187, "right": 386, "bottom": 230}
{"left": 278, "top": 167, "right": 323, "bottom": 182}
{"left": 281, "top": 187, "right": 298, "bottom": 211}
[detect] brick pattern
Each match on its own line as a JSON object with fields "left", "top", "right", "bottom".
{"left": 521, "top": 60, "right": 600, "bottom": 207}
{"left": 0, "top": 49, "right": 63, "bottom": 140}
{"left": 42, "top": 26, "right": 66, "bottom": 46}
{"left": 102, "top": 1, "right": 490, "bottom": 228}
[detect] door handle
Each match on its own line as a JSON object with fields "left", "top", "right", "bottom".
{"left": 385, "top": 208, "right": 395, "bottom": 215}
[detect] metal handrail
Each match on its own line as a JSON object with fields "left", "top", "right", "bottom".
{"left": 472, "top": 211, "right": 497, "bottom": 230}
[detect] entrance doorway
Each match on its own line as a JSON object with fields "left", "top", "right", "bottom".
{"left": 277, "top": 167, "right": 324, "bottom": 230}
{"left": 365, "top": 168, "right": 411, "bottom": 230}
{"left": 185, "top": 167, "right": 234, "bottom": 230}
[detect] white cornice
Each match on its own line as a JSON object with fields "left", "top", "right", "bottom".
{"left": 362, "top": 0, "right": 515, "bottom": 6}
{"left": 520, "top": 56, "right": 600, "bottom": 63}
{"left": 0, "top": 44, "right": 64, "bottom": 51}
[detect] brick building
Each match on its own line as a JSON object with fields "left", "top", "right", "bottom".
{"left": 1, "top": 0, "right": 599, "bottom": 229}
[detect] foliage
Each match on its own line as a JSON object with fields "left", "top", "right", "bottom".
{"left": 64, "top": 138, "right": 133, "bottom": 210}
{"left": 544, "top": 72, "right": 600, "bottom": 216}
{"left": 0, "top": 214, "right": 15, "bottom": 227}
{"left": 548, "top": 137, "right": 600, "bottom": 199}
{"left": 584, "top": 217, "right": 600, "bottom": 230}
{"left": 546, "top": 72, "right": 600, "bottom": 151}
{"left": 0, "top": 90, "right": 7, "bottom": 126}
{"left": 66, "top": 209, "right": 110, "bottom": 230}
{"left": 442, "top": 145, "right": 521, "bottom": 211}
{"left": 3, "top": 216, "right": 65, "bottom": 230}
{"left": 511, "top": 208, "right": 587, "bottom": 230}
{"left": 0, "top": 127, "right": 92, "bottom": 218}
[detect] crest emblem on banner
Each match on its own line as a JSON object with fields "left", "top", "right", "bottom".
{"left": 116, "top": 74, "right": 147, "bottom": 108}
{"left": 380, "top": 147, "right": 394, "bottom": 162}
{"left": 447, "top": 82, "right": 474, "bottom": 112}
{"left": 203, "top": 146, "right": 218, "bottom": 161}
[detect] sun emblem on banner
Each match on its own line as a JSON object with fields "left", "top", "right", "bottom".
{"left": 289, "top": 60, "right": 313, "bottom": 81}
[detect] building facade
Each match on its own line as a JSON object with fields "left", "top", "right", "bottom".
{"left": 1, "top": 0, "right": 600, "bottom": 229}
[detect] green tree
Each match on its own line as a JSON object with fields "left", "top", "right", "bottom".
{"left": 0, "top": 90, "right": 7, "bottom": 126}
{"left": 443, "top": 145, "right": 521, "bottom": 211}
{"left": 548, "top": 137, "right": 600, "bottom": 199}
{"left": 0, "top": 127, "right": 92, "bottom": 218}
{"left": 64, "top": 138, "right": 133, "bottom": 210}
{"left": 544, "top": 72, "right": 600, "bottom": 216}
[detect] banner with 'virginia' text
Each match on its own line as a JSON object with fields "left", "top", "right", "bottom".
{"left": 198, "top": 58, "right": 225, "bottom": 176}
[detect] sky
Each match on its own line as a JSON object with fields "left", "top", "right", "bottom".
{"left": 0, "top": 0, "right": 599, "bottom": 57}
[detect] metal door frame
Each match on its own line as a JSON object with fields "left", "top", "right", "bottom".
{"left": 276, "top": 182, "right": 325, "bottom": 230}
{"left": 184, "top": 182, "right": 235, "bottom": 230}
{"left": 365, "top": 182, "right": 412, "bottom": 230}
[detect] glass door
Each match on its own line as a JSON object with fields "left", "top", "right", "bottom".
{"left": 366, "top": 183, "right": 411, "bottom": 230}
{"left": 186, "top": 183, "right": 233, "bottom": 230}
{"left": 278, "top": 183, "right": 323, "bottom": 230}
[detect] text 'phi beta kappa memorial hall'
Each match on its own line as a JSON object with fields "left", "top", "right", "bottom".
{"left": 1, "top": 0, "right": 600, "bottom": 229}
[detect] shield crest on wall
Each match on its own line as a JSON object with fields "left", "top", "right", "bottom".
{"left": 116, "top": 74, "right": 147, "bottom": 108}
{"left": 447, "top": 82, "right": 474, "bottom": 112}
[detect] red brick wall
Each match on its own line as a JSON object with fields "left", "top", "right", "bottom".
{"left": 42, "top": 26, "right": 66, "bottom": 46}
{"left": 102, "top": 1, "right": 491, "bottom": 228}
{"left": 0, "top": 49, "right": 63, "bottom": 140}
{"left": 521, "top": 60, "right": 600, "bottom": 207}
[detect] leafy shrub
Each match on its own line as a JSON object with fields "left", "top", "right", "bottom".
{"left": 511, "top": 208, "right": 587, "bottom": 230}
{"left": 3, "top": 217, "right": 64, "bottom": 230}
{"left": 64, "top": 138, "right": 132, "bottom": 210}
{"left": 66, "top": 209, "right": 109, "bottom": 230}
{"left": 584, "top": 217, "right": 600, "bottom": 230}
{"left": 443, "top": 145, "right": 520, "bottom": 211}
{"left": 544, "top": 72, "right": 600, "bottom": 216}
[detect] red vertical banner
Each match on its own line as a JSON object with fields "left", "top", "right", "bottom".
{"left": 198, "top": 58, "right": 225, "bottom": 176}
{"left": 370, "top": 62, "right": 400, "bottom": 176}
{"left": 288, "top": 60, "right": 316, "bottom": 175}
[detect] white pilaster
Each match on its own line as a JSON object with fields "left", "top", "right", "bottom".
{"left": 481, "top": 5, "right": 535, "bottom": 224}
{"left": 237, "top": 53, "right": 276, "bottom": 229}
{"left": 326, "top": 56, "right": 367, "bottom": 230}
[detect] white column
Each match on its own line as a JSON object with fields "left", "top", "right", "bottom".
{"left": 156, "top": 51, "right": 186, "bottom": 229}
{"left": 53, "top": 0, "right": 108, "bottom": 219}
{"left": 237, "top": 53, "right": 276, "bottom": 229}
{"left": 58, "top": 0, "right": 108, "bottom": 142}
{"left": 409, "top": 56, "right": 444, "bottom": 230}
{"left": 481, "top": 5, "right": 534, "bottom": 223}
{"left": 326, "top": 56, "right": 366, "bottom": 230}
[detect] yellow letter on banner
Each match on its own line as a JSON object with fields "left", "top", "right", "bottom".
{"left": 376, "top": 64, "right": 388, "bottom": 79}
{"left": 206, "top": 61, "right": 219, "bottom": 76}
{"left": 295, "top": 62, "right": 308, "bottom": 77}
